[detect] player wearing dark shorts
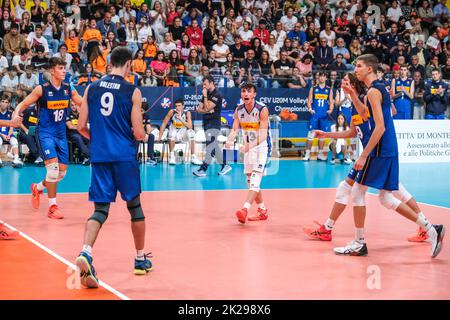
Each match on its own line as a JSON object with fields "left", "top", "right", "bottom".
{"left": 75, "top": 47, "right": 151, "bottom": 289}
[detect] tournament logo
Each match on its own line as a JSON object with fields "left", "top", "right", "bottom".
{"left": 161, "top": 97, "right": 172, "bottom": 109}
{"left": 222, "top": 98, "right": 227, "bottom": 109}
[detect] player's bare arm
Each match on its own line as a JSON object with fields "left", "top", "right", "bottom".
{"left": 159, "top": 109, "right": 174, "bottom": 139}
{"left": 71, "top": 89, "right": 84, "bottom": 107}
{"left": 78, "top": 86, "right": 90, "bottom": 139}
{"left": 13, "top": 85, "right": 43, "bottom": 119}
{"left": 131, "top": 88, "right": 145, "bottom": 141}
{"left": 225, "top": 110, "right": 241, "bottom": 149}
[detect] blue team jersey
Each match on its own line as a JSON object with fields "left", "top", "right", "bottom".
{"left": 88, "top": 74, "right": 137, "bottom": 163}
{"left": 37, "top": 82, "right": 72, "bottom": 137}
{"left": 0, "top": 110, "right": 13, "bottom": 135}
{"left": 311, "top": 85, "right": 331, "bottom": 115}
{"left": 367, "top": 80, "right": 398, "bottom": 157}
{"left": 393, "top": 78, "right": 413, "bottom": 112}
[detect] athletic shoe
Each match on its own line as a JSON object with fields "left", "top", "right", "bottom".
{"left": 82, "top": 158, "right": 90, "bottom": 166}
{"left": 304, "top": 221, "right": 332, "bottom": 241}
{"left": 334, "top": 240, "right": 368, "bottom": 256}
{"left": 75, "top": 252, "right": 99, "bottom": 288}
{"left": 48, "top": 204, "right": 64, "bottom": 219}
{"left": 193, "top": 168, "right": 207, "bottom": 177}
{"left": 134, "top": 253, "right": 153, "bottom": 275}
{"left": 146, "top": 158, "right": 157, "bottom": 166}
{"left": 429, "top": 225, "right": 445, "bottom": 258}
{"left": 236, "top": 208, "right": 248, "bottom": 224}
{"left": 191, "top": 154, "right": 203, "bottom": 165}
{"left": 218, "top": 164, "right": 232, "bottom": 175}
{"left": 169, "top": 153, "right": 176, "bottom": 165}
{"left": 343, "top": 158, "right": 353, "bottom": 165}
{"left": 330, "top": 158, "right": 335, "bottom": 165}
{"left": 31, "top": 183, "right": 42, "bottom": 209}
{"left": 34, "top": 157, "right": 44, "bottom": 164}
{"left": 302, "top": 152, "right": 310, "bottom": 161}
{"left": 248, "top": 207, "right": 268, "bottom": 221}
{"left": 317, "top": 153, "right": 328, "bottom": 161}
{"left": 0, "top": 223, "right": 19, "bottom": 240}
{"left": 407, "top": 227, "right": 428, "bottom": 242}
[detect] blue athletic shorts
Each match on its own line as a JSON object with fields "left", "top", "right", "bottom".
{"left": 393, "top": 111, "right": 411, "bottom": 120}
{"left": 36, "top": 131, "right": 69, "bottom": 164}
{"left": 347, "top": 167, "right": 358, "bottom": 181}
{"left": 356, "top": 156, "right": 399, "bottom": 191}
{"left": 89, "top": 161, "right": 141, "bottom": 203}
{"left": 309, "top": 114, "right": 330, "bottom": 131}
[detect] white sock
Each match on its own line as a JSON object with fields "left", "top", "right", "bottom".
{"left": 355, "top": 228, "right": 365, "bottom": 243}
{"left": 243, "top": 202, "right": 251, "bottom": 210}
{"left": 136, "top": 249, "right": 145, "bottom": 261}
{"left": 82, "top": 245, "right": 92, "bottom": 255}
{"left": 258, "top": 202, "right": 266, "bottom": 210}
{"left": 325, "top": 218, "right": 335, "bottom": 231}
{"left": 49, "top": 198, "right": 57, "bottom": 207}
{"left": 416, "top": 213, "right": 432, "bottom": 232}
{"left": 37, "top": 181, "right": 45, "bottom": 191}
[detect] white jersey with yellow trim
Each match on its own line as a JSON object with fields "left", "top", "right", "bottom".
{"left": 169, "top": 110, "right": 187, "bottom": 130}
{"left": 236, "top": 100, "right": 271, "bottom": 152}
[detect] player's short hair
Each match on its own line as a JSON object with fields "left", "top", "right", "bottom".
{"left": 174, "top": 99, "right": 184, "bottom": 105}
{"left": 240, "top": 82, "right": 257, "bottom": 92}
{"left": 356, "top": 54, "right": 379, "bottom": 73}
{"left": 48, "top": 57, "right": 66, "bottom": 69}
{"left": 110, "top": 46, "right": 133, "bottom": 68}
{"left": 203, "top": 75, "right": 215, "bottom": 85}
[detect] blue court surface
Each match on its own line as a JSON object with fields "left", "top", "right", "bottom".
{"left": 1, "top": 161, "right": 449, "bottom": 209}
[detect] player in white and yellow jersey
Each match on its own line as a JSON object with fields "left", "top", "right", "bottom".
{"left": 226, "top": 83, "right": 271, "bottom": 224}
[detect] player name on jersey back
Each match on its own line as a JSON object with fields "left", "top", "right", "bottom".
{"left": 99, "top": 81, "right": 121, "bottom": 90}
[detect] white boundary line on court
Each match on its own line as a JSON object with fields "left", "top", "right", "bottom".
{"left": 0, "top": 221, "right": 130, "bottom": 301}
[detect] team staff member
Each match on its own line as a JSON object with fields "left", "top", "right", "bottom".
{"left": 424, "top": 69, "right": 449, "bottom": 119}
{"left": 193, "top": 75, "right": 232, "bottom": 177}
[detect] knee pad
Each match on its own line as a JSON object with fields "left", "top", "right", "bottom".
{"left": 351, "top": 183, "right": 367, "bottom": 206}
{"left": 335, "top": 180, "right": 352, "bottom": 205}
{"left": 187, "top": 129, "right": 195, "bottom": 140}
{"left": 45, "top": 162, "right": 59, "bottom": 182}
{"left": 249, "top": 171, "right": 263, "bottom": 192}
{"left": 393, "top": 183, "right": 412, "bottom": 203}
{"left": 10, "top": 137, "right": 18, "bottom": 148}
{"left": 127, "top": 196, "right": 145, "bottom": 222}
{"left": 88, "top": 202, "right": 111, "bottom": 225}
{"left": 379, "top": 190, "right": 402, "bottom": 210}
{"left": 57, "top": 170, "right": 67, "bottom": 182}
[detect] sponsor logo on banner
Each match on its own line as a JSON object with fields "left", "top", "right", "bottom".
{"left": 395, "top": 120, "right": 450, "bottom": 163}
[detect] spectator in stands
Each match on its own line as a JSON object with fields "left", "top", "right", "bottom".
{"left": 169, "top": 17, "right": 185, "bottom": 42}
{"left": 81, "top": 18, "right": 102, "bottom": 62}
{"left": 296, "top": 53, "right": 313, "bottom": 78}
{"left": 212, "top": 35, "right": 230, "bottom": 66}
{"left": 3, "top": 23, "right": 27, "bottom": 62}
{"left": 166, "top": 49, "right": 184, "bottom": 86}
{"left": 250, "top": 37, "right": 263, "bottom": 60}
{"left": 182, "top": 7, "right": 202, "bottom": 28}
{"left": 19, "top": 65, "right": 38, "bottom": 98}
{"left": 271, "top": 21, "right": 288, "bottom": 48}
{"left": 66, "top": 102, "right": 89, "bottom": 165}
{"left": 12, "top": 48, "right": 32, "bottom": 75}
{"left": 288, "top": 22, "right": 306, "bottom": 45}
{"left": 77, "top": 63, "right": 100, "bottom": 85}
{"left": 150, "top": 51, "right": 169, "bottom": 86}
{"left": 54, "top": 44, "right": 73, "bottom": 73}
{"left": 410, "top": 39, "right": 431, "bottom": 66}
{"left": 229, "top": 34, "right": 248, "bottom": 63}
{"left": 239, "top": 20, "right": 253, "bottom": 46}
{"left": 424, "top": 69, "right": 449, "bottom": 119}
{"left": 27, "top": 24, "right": 50, "bottom": 55}
{"left": 409, "top": 55, "right": 427, "bottom": 79}
{"left": 274, "top": 50, "right": 294, "bottom": 87}
{"left": 224, "top": 52, "right": 240, "bottom": 79}
{"left": 119, "top": 0, "right": 137, "bottom": 25}
{"left": 1, "top": 67, "right": 20, "bottom": 102}
{"left": 42, "top": 12, "right": 61, "bottom": 55}
{"left": 125, "top": 20, "right": 140, "bottom": 57}
{"left": 329, "top": 53, "right": 348, "bottom": 72}
{"left": 140, "top": 68, "right": 158, "bottom": 87}
{"left": 159, "top": 32, "right": 178, "bottom": 58}
{"left": 443, "top": 56, "right": 450, "bottom": 79}
{"left": 218, "top": 69, "right": 236, "bottom": 87}
{"left": 413, "top": 71, "right": 426, "bottom": 119}
{"left": 280, "top": 7, "right": 297, "bottom": 32}
{"left": 179, "top": 34, "right": 191, "bottom": 63}
{"left": 287, "top": 67, "right": 307, "bottom": 88}
{"left": 264, "top": 34, "right": 280, "bottom": 62}
{"left": 203, "top": 17, "right": 219, "bottom": 53}
{"left": 202, "top": 49, "right": 217, "bottom": 69}
{"left": 418, "top": 0, "right": 435, "bottom": 31}
{"left": 14, "top": 0, "right": 28, "bottom": 23}
{"left": 184, "top": 48, "right": 202, "bottom": 85}
{"left": 132, "top": 49, "right": 147, "bottom": 75}
{"left": 390, "top": 41, "right": 410, "bottom": 67}
{"left": 254, "top": 19, "right": 270, "bottom": 45}
{"left": 185, "top": 19, "right": 203, "bottom": 56}
{"left": 222, "top": 19, "right": 237, "bottom": 46}
{"left": 97, "top": 11, "right": 118, "bottom": 39}
{"left": 18, "top": 104, "right": 42, "bottom": 164}
{"left": 433, "top": 0, "right": 450, "bottom": 27}
{"left": 313, "top": 38, "right": 333, "bottom": 70}
{"left": 426, "top": 55, "right": 443, "bottom": 78}
{"left": 259, "top": 50, "right": 277, "bottom": 87}
{"left": 143, "top": 35, "right": 157, "bottom": 65}
{"left": 319, "top": 21, "right": 336, "bottom": 48}
{"left": 0, "top": 8, "right": 13, "bottom": 39}
{"left": 90, "top": 43, "right": 109, "bottom": 75}
{"left": 363, "top": 38, "right": 385, "bottom": 68}
{"left": 195, "top": 65, "right": 210, "bottom": 86}
{"left": 238, "top": 48, "right": 262, "bottom": 87}
{"left": 20, "top": 11, "right": 34, "bottom": 36}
